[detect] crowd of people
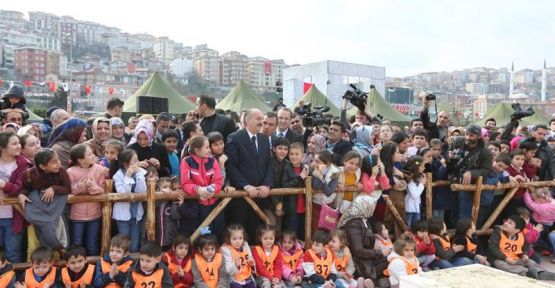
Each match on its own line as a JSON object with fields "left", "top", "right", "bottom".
{"left": 0, "top": 84, "right": 553, "bottom": 287}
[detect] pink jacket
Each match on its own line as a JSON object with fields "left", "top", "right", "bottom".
{"left": 361, "top": 174, "right": 390, "bottom": 194}
{"left": 524, "top": 222, "right": 540, "bottom": 257}
{"left": 279, "top": 241, "right": 304, "bottom": 281}
{"left": 524, "top": 192, "right": 555, "bottom": 225}
{"left": 67, "top": 164, "right": 106, "bottom": 221}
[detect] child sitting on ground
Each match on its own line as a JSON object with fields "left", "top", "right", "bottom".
{"left": 408, "top": 220, "right": 435, "bottom": 271}
{"left": 0, "top": 248, "right": 15, "bottom": 287}
{"left": 61, "top": 244, "right": 97, "bottom": 287}
{"left": 94, "top": 234, "right": 134, "bottom": 288}
{"left": 373, "top": 221, "right": 393, "bottom": 257}
{"left": 15, "top": 246, "right": 60, "bottom": 287}
{"left": 384, "top": 236, "right": 422, "bottom": 288}
{"left": 162, "top": 234, "right": 193, "bottom": 288}
{"left": 516, "top": 207, "right": 543, "bottom": 264}
{"left": 126, "top": 241, "right": 173, "bottom": 287}
{"left": 279, "top": 230, "right": 304, "bottom": 287}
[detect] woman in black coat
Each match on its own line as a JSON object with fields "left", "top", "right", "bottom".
{"left": 338, "top": 194, "right": 390, "bottom": 287}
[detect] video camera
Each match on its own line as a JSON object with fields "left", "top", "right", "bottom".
{"left": 343, "top": 84, "right": 369, "bottom": 112}
{"left": 425, "top": 93, "right": 436, "bottom": 101}
{"left": 297, "top": 102, "right": 332, "bottom": 127}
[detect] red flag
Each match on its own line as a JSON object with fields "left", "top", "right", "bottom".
{"left": 264, "top": 61, "right": 272, "bottom": 76}
{"left": 24, "top": 80, "right": 32, "bottom": 87}
{"left": 108, "top": 87, "right": 114, "bottom": 95}
{"left": 0, "top": 80, "right": 3, "bottom": 85}
{"left": 188, "top": 95, "right": 197, "bottom": 103}
{"left": 48, "top": 82, "right": 56, "bottom": 92}
{"left": 303, "top": 82, "right": 313, "bottom": 94}
{"left": 85, "top": 85, "right": 91, "bottom": 95}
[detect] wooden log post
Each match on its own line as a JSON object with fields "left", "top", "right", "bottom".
{"left": 190, "top": 198, "right": 232, "bottom": 242}
{"left": 383, "top": 195, "right": 409, "bottom": 232}
{"left": 146, "top": 179, "right": 157, "bottom": 241}
{"left": 479, "top": 187, "right": 519, "bottom": 232}
{"left": 304, "top": 176, "right": 313, "bottom": 249}
{"left": 244, "top": 197, "right": 271, "bottom": 225}
{"left": 426, "top": 173, "right": 433, "bottom": 220}
{"left": 101, "top": 180, "right": 113, "bottom": 255}
{"left": 471, "top": 176, "right": 483, "bottom": 226}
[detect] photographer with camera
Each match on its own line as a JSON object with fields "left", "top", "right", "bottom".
{"left": 421, "top": 93, "right": 450, "bottom": 142}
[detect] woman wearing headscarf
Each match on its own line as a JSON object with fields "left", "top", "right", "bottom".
{"left": 303, "top": 133, "right": 326, "bottom": 165}
{"left": 110, "top": 117, "right": 128, "bottom": 143}
{"left": 86, "top": 117, "right": 111, "bottom": 157}
{"left": 48, "top": 117, "right": 87, "bottom": 168}
{"left": 128, "top": 119, "right": 170, "bottom": 177}
{"left": 353, "top": 125, "right": 374, "bottom": 158}
{"left": 338, "top": 194, "right": 389, "bottom": 287}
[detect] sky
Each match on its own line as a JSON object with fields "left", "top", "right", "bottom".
{"left": 5, "top": 0, "right": 555, "bottom": 77}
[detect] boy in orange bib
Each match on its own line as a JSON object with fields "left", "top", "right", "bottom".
{"left": 126, "top": 241, "right": 173, "bottom": 288}
{"left": 0, "top": 248, "right": 15, "bottom": 288}
{"left": 94, "top": 234, "right": 134, "bottom": 288}
{"left": 61, "top": 245, "right": 96, "bottom": 288}
{"left": 302, "top": 230, "right": 342, "bottom": 288}
{"left": 15, "top": 246, "right": 61, "bottom": 288}
{"left": 488, "top": 215, "right": 555, "bottom": 280}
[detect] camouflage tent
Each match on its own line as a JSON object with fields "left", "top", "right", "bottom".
{"left": 216, "top": 80, "right": 271, "bottom": 112}
{"left": 123, "top": 72, "right": 196, "bottom": 114}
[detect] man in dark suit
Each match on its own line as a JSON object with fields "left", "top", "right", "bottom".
{"left": 275, "top": 107, "right": 303, "bottom": 144}
{"left": 226, "top": 108, "right": 273, "bottom": 238}
{"left": 326, "top": 120, "right": 353, "bottom": 166}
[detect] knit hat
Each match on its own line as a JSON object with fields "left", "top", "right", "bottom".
{"left": 509, "top": 215, "right": 526, "bottom": 231}
{"left": 465, "top": 124, "right": 482, "bottom": 136}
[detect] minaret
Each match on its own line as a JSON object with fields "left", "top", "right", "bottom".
{"left": 509, "top": 62, "right": 514, "bottom": 97}
{"left": 542, "top": 59, "right": 547, "bottom": 102}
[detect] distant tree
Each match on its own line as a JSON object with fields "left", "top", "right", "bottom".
{"left": 32, "top": 107, "right": 47, "bottom": 118}
{"left": 48, "top": 86, "right": 68, "bottom": 109}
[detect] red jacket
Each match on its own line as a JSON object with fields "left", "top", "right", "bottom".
{"left": 412, "top": 233, "right": 436, "bottom": 256}
{"left": 505, "top": 165, "right": 527, "bottom": 198}
{"left": 180, "top": 154, "right": 223, "bottom": 206}
{"left": 252, "top": 245, "right": 283, "bottom": 280}
{"left": 4, "top": 155, "right": 33, "bottom": 234}
{"left": 162, "top": 250, "right": 193, "bottom": 287}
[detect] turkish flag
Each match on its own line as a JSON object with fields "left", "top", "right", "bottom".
{"left": 108, "top": 87, "right": 114, "bottom": 95}
{"left": 0, "top": 80, "right": 3, "bottom": 85}
{"left": 24, "top": 80, "right": 32, "bottom": 87}
{"left": 85, "top": 85, "right": 91, "bottom": 95}
{"left": 48, "top": 82, "right": 56, "bottom": 92}
{"left": 303, "top": 82, "right": 313, "bottom": 94}
{"left": 188, "top": 95, "right": 196, "bottom": 103}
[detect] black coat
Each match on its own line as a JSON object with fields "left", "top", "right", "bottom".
{"left": 200, "top": 113, "right": 237, "bottom": 141}
{"left": 342, "top": 218, "right": 388, "bottom": 280}
{"left": 274, "top": 129, "right": 303, "bottom": 146}
{"left": 330, "top": 139, "right": 353, "bottom": 166}
{"left": 225, "top": 129, "right": 273, "bottom": 189}
{"left": 128, "top": 142, "right": 170, "bottom": 177}
{"left": 536, "top": 140, "right": 555, "bottom": 181}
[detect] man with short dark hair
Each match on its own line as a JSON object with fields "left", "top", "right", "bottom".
{"left": 262, "top": 112, "right": 277, "bottom": 148}
{"left": 409, "top": 119, "right": 424, "bottom": 134}
{"left": 532, "top": 124, "right": 555, "bottom": 181}
{"left": 197, "top": 94, "right": 236, "bottom": 141}
{"left": 421, "top": 97, "right": 450, "bottom": 141}
{"left": 326, "top": 120, "right": 353, "bottom": 166}
{"left": 290, "top": 113, "right": 311, "bottom": 147}
{"left": 105, "top": 97, "right": 124, "bottom": 119}
{"left": 275, "top": 107, "right": 302, "bottom": 144}
{"left": 154, "top": 112, "right": 172, "bottom": 143}
{"left": 485, "top": 118, "right": 496, "bottom": 129}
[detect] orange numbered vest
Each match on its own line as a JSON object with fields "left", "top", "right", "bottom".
{"left": 466, "top": 236, "right": 477, "bottom": 254}
{"left": 24, "top": 266, "right": 57, "bottom": 288}
{"left": 61, "top": 264, "right": 95, "bottom": 287}
{"left": 0, "top": 270, "right": 15, "bottom": 287}
{"left": 437, "top": 236, "right": 451, "bottom": 251}
{"left": 384, "top": 256, "right": 419, "bottom": 277}
{"left": 254, "top": 245, "right": 279, "bottom": 275}
{"left": 224, "top": 245, "right": 252, "bottom": 282}
{"left": 499, "top": 231, "right": 524, "bottom": 260}
{"left": 282, "top": 248, "right": 303, "bottom": 271}
{"left": 131, "top": 268, "right": 164, "bottom": 288}
{"left": 195, "top": 253, "right": 222, "bottom": 288}
{"left": 163, "top": 252, "right": 192, "bottom": 275}
{"left": 307, "top": 248, "right": 333, "bottom": 279}
{"left": 100, "top": 259, "right": 133, "bottom": 288}
{"left": 333, "top": 251, "right": 349, "bottom": 273}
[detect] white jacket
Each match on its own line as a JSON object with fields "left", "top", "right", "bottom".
{"left": 404, "top": 180, "right": 424, "bottom": 213}
{"left": 386, "top": 251, "right": 422, "bottom": 286}
{"left": 112, "top": 168, "right": 147, "bottom": 221}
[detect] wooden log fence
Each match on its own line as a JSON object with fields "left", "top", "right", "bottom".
{"left": 3, "top": 169, "right": 554, "bottom": 269}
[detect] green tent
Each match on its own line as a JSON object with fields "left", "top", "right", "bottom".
{"left": 475, "top": 103, "right": 550, "bottom": 127}
{"left": 363, "top": 88, "right": 410, "bottom": 124}
{"left": 28, "top": 109, "right": 43, "bottom": 121}
{"left": 216, "top": 80, "right": 271, "bottom": 112}
{"left": 123, "top": 71, "right": 196, "bottom": 114}
{"left": 293, "top": 85, "right": 341, "bottom": 116}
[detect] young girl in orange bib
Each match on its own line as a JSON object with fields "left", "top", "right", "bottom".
{"left": 220, "top": 224, "right": 256, "bottom": 288}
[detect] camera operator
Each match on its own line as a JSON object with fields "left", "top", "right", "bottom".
{"left": 421, "top": 94, "right": 450, "bottom": 142}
